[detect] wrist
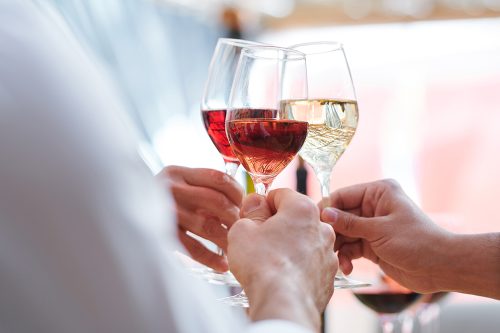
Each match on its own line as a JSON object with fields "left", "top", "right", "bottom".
{"left": 430, "top": 231, "right": 461, "bottom": 292}
{"left": 432, "top": 232, "right": 500, "bottom": 299}
{"left": 244, "top": 270, "right": 320, "bottom": 332}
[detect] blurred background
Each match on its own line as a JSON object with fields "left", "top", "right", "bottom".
{"left": 48, "top": 0, "right": 500, "bottom": 332}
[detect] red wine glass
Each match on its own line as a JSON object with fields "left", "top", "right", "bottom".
{"left": 201, "top": 38, "right": 265, "bottom": 177}
{"left": 353, "top": 274, "right": 423, "bottom": 333}
{"left": 221, "top": 45, "right": 309, "bottom": 306}
{"left": 196, "top": 38, "right": 265, "bottom": 286}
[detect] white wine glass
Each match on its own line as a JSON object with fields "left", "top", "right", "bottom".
{"left": 285, "top": 41, "right": 368, "bottom": 289}
{"left": 221, "top": 45, "right": 309, "bottom": 306}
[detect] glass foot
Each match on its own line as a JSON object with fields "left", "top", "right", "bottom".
{"left": 218, "top": 291, "right": 249, "bottom": 307}
{"left": 218, "top": 275, "right": 371, "bottom": 308}
{"left": 189, "top": 266, "right": 241, "bottom": 287}
{"left": 334, "top": 274, "right": 371, "bottom": 289}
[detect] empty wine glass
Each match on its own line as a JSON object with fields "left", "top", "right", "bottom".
{"left": 221, "top": 45, "right": 309, "bottom": 306}
{"left": 195, "top": 38, "right": 266, "bottom": 287}
{"left": 285, "top": 41, "right": 368, "bottom": 289}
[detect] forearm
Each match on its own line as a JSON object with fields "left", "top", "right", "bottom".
{"left": 434, "top": 232, "right": 500, "bottom": 299}
{"left": 245, "top": 273, "right": 320, "bottom": 333}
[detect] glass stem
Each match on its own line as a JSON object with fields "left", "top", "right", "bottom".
{"left": 401, "top": 312, "right": 415, "bottom": 333}
{"left": 317, "top": 169, "right": 346, "bottom": 281}
{"left": 251, "top": 175, "right": 274, "bottom": 195}
{"left": 380, "top": 315, "right": 396, "bottom": 333}
{"left": 315, "top": 168, "right": 332, "bottom": 199}
{"left": 216, "top": 161, "right": 239, "bottom": 260}
{"left": 224, "top": 161, "right": 239, "bottom": 177}
{"left": 254, "top": 182, "right": 270, "bottom": 195}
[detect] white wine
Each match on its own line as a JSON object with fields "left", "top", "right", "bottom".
{"left": 281, "top": 99, "right": 358, "bottom": 172}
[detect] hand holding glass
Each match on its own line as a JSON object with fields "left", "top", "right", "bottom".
{"left": 222, "top": 45, "right": 309, "bottom": 306}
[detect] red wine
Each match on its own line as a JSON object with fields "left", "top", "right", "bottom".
{"left": 201, "top": 109, "right": 239, "bottom": 164}
{"left": 227, "top": 114, "right": 308, "bottom": 178}
{"left": 353, "top": 291, "right": 422, "bottom": 314}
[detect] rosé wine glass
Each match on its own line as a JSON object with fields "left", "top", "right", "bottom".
{"left": 221, "top": 45, "right": 309, "bottom": 307}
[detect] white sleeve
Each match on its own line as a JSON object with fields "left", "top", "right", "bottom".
{"left": 0, "top": 2, "right": 315, "bottom": 333}
{"left": 0, "top": 2, "right": 244, "bottom": 333}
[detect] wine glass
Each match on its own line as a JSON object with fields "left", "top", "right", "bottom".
{"left": 353, "top": 274, "right": 423, "bottom": 333}
{"left": 221, "top": 45, "right": 309, "bottom": 306}
{"left": 284, "top": 41, "right": 368, "bottom": 289}
{"left": 202, "top": 38, "right": 266, "bottom": 177}
{"left": 196, "top": 38, "right": 266, "bottom": 286}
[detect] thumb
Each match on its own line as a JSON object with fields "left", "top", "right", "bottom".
{"left": 240, "top": 193, "right": 272, "bottom": 224}
{"left": 321, "top": 207, "right": 375, "bottom": 239}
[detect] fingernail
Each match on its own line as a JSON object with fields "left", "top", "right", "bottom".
{"left": 241, "top": 194, "right": 263, "bottom": 216}
{"left": 323, "top": 207, "right": 338, "bottom": 222}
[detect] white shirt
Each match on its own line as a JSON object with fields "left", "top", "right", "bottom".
{"left": 0, "top": 1, "right": 311, "bottom": 332}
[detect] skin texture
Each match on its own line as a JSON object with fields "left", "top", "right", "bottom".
{"left": 157, "top": 166, "right": 244, "bottom": 272}
{"left": 321, "top": 179, "right": 500, "bottom": 299}
{"left": 228, "top": 189, "right": 338, "bottom": 332}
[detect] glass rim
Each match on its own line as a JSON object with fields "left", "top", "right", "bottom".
{"left": 241, "top": 45, "right": 306, "bottom": 61}
{"left": 217, "top": 38, "right": 266, "bottom": 48}
{"left": 289, "top": 41, "right": 344, "bottom": 55}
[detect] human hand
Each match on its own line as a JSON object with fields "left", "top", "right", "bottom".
{"left": 157, "top": 166, "right": 243, "bottom": 271}
{"left": 320, "top": 179, "right": 453, "bottom": 294}
{"left": 228, "top": 189, "right": 337, "bottom": 331}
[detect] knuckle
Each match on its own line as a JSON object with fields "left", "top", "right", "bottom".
{"left": 381, "top": 178, "right": 401, "bottom": 191}
{"left": 322, "top": 223, "right": 336, "bottom": 245}
{"left": 168, "top": 182, "right": 186, "bottom": 198}
{"left": 293, "top": 197, "right": 318, "bottom": 218}
{"left": 343, "top": 214, "right": 355, "bottom": 233}
{"left": 208, "top": 169, "right": 230, "bottom": 186}
{"left": 228, "top": 219, "right": 250, "bottom": 239}
{"left": 163, "top": 165, "right": 180, "bottom": 177}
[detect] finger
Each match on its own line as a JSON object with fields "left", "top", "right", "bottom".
{"left": 338, "top": 253, "right": 354, "bottom": 275}
{"left": 165, "top": 166, "right": 244, "bottom": 207}
{"left": 171, "top": 184, "right": 240, "bottom": 227}
{"left": 267, "top": 188, "right": 318, "bottom": 223}
{"left": 240, "top": 193, "right": 272, "bottom": 224}
{"left": 328, "top": 182, "right": 371, "bottom": 211}
{"left": 334, "top": 234, "right": 352, "bottom": 252}
{"left": 338, "top": 241, "right": 379, "bottom": 265}
{"left": 318, "top": 196, "right": 332, "bottom": 211}
{"left": 329, "top": 179, "right": 404, "bottom": 217}
{"left": 320, "top": 222, "right": 336, "bottom": 248}
{"left": 177, "top": 208, "right": 228, "bottom": 251}
{"left": 178, "top": 229, "right": 229, "bottom": 272}
{"left": 322, "top": 207, "right": 377, "bottom": 239}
